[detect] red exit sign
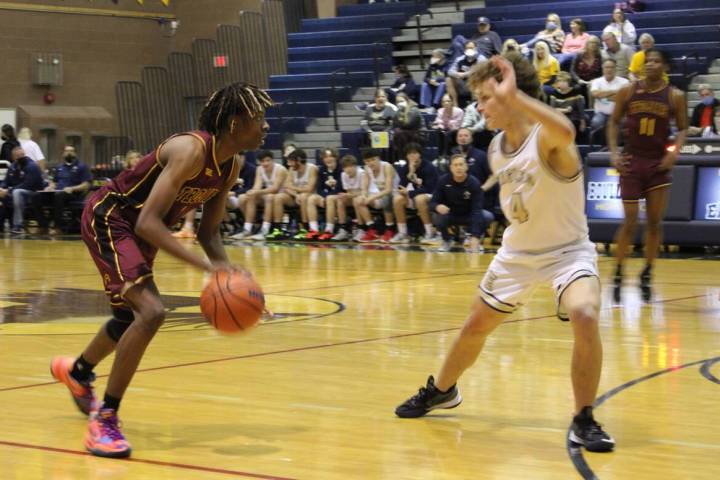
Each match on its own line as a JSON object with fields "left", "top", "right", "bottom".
{"left": 213, "top": 55, "right": 227, "bottom": 68}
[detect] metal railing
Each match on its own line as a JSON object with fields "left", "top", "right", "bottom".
{"left": 415, "top": 10, "right": 435, "bottom": 70}
{"left": 330, "top": 68, "right": 350, "bottom": 132}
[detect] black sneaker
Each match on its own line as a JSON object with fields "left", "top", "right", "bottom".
{"left": 569, "top": 406, "right": 615, "bottom": 452}
{"left": 639, "top": 266, "right": 652, "bottom": 302}
{"left": 612, "top": 267, "right": 622, "bottom": 303}
{"left": 395, "top": 375, "right": 462, "bottom": 418}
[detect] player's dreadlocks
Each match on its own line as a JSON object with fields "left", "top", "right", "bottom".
{"left": 198, "top": 82, "right": 273, "bottom": 135}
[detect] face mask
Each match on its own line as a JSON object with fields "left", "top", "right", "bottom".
{"left": 397, "top": 101, "right": 407, "bottom": 108}
{"left": 546, "top": 22, "right": 557, "bottom": 30}
{"left": 64, "top": 154, "right": 76, "bottom": 162}
{"left": 702, "top": 96, "right": 715, "bottom": 106}
{"left": 430, "top": 57, "right": 440, "bottom": 65}
{"left": 464, "top": 49, "right": 478, "bottom": 58}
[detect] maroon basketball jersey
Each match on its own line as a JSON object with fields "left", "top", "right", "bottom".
{"left": 100, "top": 131, "right": 235, "bottom": 228}
{"left": 623, "top": 82, "right": 674, "bottom": 160}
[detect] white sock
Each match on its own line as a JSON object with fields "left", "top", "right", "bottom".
{"left": 325, "top": 223, "right": 334, "bottom": 233}
{"left": 309, "top": 221, "right": 319, "bottom": 231}
{"left": 424, "top": 224, "right": 433, "bottom": 236}
{"left": 398, "top": 223, "right": 408, "bottom": 235}
{"left": 182, "top": 221, "right": 193, "bottom": 230}
{"left": 243, "top": 222, "right": 253, "bottom": 233}
{"left": 261, "top": 222, "right": 271, "bottom": 234}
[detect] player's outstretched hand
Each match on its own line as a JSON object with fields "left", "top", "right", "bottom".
{"left": 487, "top": 56, "right": 518, "bottom": 105}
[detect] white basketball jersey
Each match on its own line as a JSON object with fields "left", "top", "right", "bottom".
{"left": 260, "top": 163, "right": 279, "bottom": 189}
{"left": 341, "top": 168, "right": 364, "bottom": 193}
{"left": 291, "top": 163, "right": 316, "bottom": 188}
{"left": 367, "top": 161, "right": 399, "bottom": 194}
{"left": 489, "top": 124, "right": 589, "bottom": 253}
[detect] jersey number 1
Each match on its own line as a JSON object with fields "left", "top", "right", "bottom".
{"left": 510, "top": 192, "right": 529, "bottom": 223}
{"left": 639, "top": 117, "right": 656, "bottom": 136}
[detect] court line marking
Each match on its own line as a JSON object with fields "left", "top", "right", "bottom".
{"left": 0, "top": 439, "right": 296, "bottom": 479}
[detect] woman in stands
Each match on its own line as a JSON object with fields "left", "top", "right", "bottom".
{"left": 533, "top": 41, "right": 560, "bottom": 95}
{"left": 602, "top": 8, "right": 637, "bottom": 51}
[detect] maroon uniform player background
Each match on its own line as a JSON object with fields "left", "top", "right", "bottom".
{"left": 50, "top": 83, "right": 272, "bottom": 458}
{"left": 607, "top": 48, "right": 687, "bottom": 301}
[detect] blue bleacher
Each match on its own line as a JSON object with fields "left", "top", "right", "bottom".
{"left": 287, "top": 28, "right": 394, "bottom": 48}
{"left": 300, "top": 13, "right": 408, "bottom": 33}
{"left": 337, "top": 1, "right": 429, "bottom": 18}
{"left": 266, "top": 102, "right": 330, "bottom": 118}
{"left": 288, "top": 58, "right": 392, "bottom": 75}
{"left": 288, "top": 43, "right": 393, "bottom": 62}
{"left": 266, "top": 117, "right": 308, "bottom": 134}
{"left": 267, "top": 87, "right": 353, "bottom": 103}
{"left": 269, "top": 72, "right": 375, "bottom": 90}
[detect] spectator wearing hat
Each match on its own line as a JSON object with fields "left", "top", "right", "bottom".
{"left": 449, "top": 16, "right": 502, "bottom": 64}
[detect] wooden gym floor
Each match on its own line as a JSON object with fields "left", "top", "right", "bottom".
{"left": 0, "top": 236, "right": 718, "bottom": 479}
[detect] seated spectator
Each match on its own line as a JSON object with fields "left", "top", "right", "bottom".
{"left": 305, "top": 147, "right": 343, "bottom": 240}
{"left": 34, "top": 145, "right": 92, "bottom": 235}
{"left": 533, "top": 41, "right": 560, "bottom": 94}
{"left": 124, "top": 150, "right": 142, "bottom": 171}
{"left": 589, "top": 59, "right": 629, "bottom": 134}
{"left": 334, "top": 154, "right": 365, "bottom": 241}
{"left": 390, "top": 143, "right": 438, "bottom": 244}
{"left": 689, "top": 84, "right": 720, "bottom": 137}
{"left": 0, "top": 124, "right": 20, "bottom": 164}
{"left": 267, "top": 148, "right": 318, "bottom": 240}
{"left": 353, "top": 149, "right": 399, "bottom": 243}
{"left": 461, "top": 100, "right": 491, "bottom": 149}
{"left": 501, "top": 39, "right": 520, "bottom": 56}
{"left": 452, "top": 128, "right": 490, "bottom": 182}
{"left": 571, "top": 35, "right": 603, "bottom": 98}
{"left": 18, "top": 128, "right": 46, "bottom": 173}
{"left": 420, "top": 49, "right": 449, "bottom": 110}
{"left": 392, "top": 92, "right": 424, "bottom": 161}
{"left": 628, "top": 33, "right": 668, "bottom": 82}
{"left": 0, "top": 146, "right": 44, "bottom": 235}
{"left": 449, "top": 16, "right": 502, "bottom": 64}
{"left": 226, "top": 153, "right": 257, "bottom": 239}
{"left": 247, "top": 150, "right": 288, "bottom": 240}
{"left": 548, "top": 72, "right": 587, "bottom": 136}
{"left": 361, "top": 89, "right": 395, "bottom": 134}
{"left": 431, "top": 154, "right": 488, "bottom": 253}
{"left": 386, "top": 64, "right": 418, "bottom": 105}
{"left": 602, "top": 8, "right": 636, "bottom": 51}
{"left": 557, "top": 18, "right": 590, "bottom": 68}
{"left": 447, "top": 40, "right": 485, "bottom": 108}
{"left": 522, "top": 13, "right": 565, "bottom": 54}
{"left": 282, "top": 143, "right": 297, "bottom": 167}
{"left": 431, "top": 94, "right": 464, "bottom": 157}
{"left": 601, "top": 32, "right": 633, "bottom": 79}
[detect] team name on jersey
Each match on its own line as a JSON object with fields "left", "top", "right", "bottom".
{"left": 628, "top": 100, "right": 670, "bottom": 118}
{"left": 176, "top": 186, "right": 220, "bottom": 204}
{"left": 497, "top": 168, "right": 536, "bottom": 187}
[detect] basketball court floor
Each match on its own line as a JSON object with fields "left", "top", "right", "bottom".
{"left": 0, "top": 237, "right": 718, "bottom": 479}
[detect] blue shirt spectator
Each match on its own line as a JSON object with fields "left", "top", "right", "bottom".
{"left": 396, "top": 158, "right": 438, "bottom": 199}
{"left": 316, "top": 162, "right": 343, "bottom": 197}
{"left": 233, "top": 160, "right": 256, "bottom": 195}
{"left": 3, "top": 155, "right": 44, "bottom": 191}
{"left": 54, "top": 157, "right": 92, "bottom": 190}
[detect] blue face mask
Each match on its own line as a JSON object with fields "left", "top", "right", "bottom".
{"left": 701, "top": 96, "right": 715, "bottom": 106}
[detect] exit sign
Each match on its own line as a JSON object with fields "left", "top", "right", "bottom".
{"left": 213, "top": 55, "right": 227, "bottom": 68}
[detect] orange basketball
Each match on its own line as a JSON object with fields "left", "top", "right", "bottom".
{"left": 200, "top": 269, "right": 264, "bottom": 333}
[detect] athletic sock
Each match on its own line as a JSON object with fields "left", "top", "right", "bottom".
{"left": 70, "top": 355, "right": 95, "bottom": 382}
{"left": 102, "top": 393, "right": 121, "bottom": 412}
{"left": 614, "top": 263, "right": 623, "bottom": 277}
{"left": 243, "top": 222, "right": 253, "bottom": 233}
{"left": 424, "top": 224, "right": 433, "bottom": 236}
{"left": 397, "top": 223, "right": 408, "bottom": 235}
{"left": 324, "top": 223, "right": 334, "bottom": 233}
{"left": 261, "top": 222, "right": 271, "bottom": 234}
{"left": 309, "top": 221, "right": 319, "bottom": 231}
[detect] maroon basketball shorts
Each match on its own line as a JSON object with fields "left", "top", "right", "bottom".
{"left": 81, "top": 191, "right": 156, "bottom": 307}
{"left": 619, "top": 156, "right": 672, "bottom": 203}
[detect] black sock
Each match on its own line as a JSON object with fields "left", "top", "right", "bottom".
{"left": 344, "top": 223, "right": 352, "bottom": 232}
{"left": 102, "top": 393, "right": 121, "bottom": 412}
{"left": 70, "top": 355, "right": 96, "bottom": 382}
{"left": 641, "top": 264, "right": 652, "bottom": 277}
{"left": 614, "top": 263, "right": 623, "bottom": 277}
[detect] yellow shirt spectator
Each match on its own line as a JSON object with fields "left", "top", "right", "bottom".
{"left": 537, "top": 56, "right": 560, "bottom": 85}
{"left": 629, "top": 50, "right": 669, "bottom": 82}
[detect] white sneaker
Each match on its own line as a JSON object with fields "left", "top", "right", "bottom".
{"left": 437, "top": 241, "right": 452, "bottom": 252}
{"left": 230, "top": 230, "right": 251, "bottom": 240}
{"left": 389, "top": 232, "right": 410, "bottom": 244}
{"left": 332, "top": 229, "right": 350, "bottom": 241}
{"left": 352, "top": 229, "right": 365, "bottom": 242}
{"left": 250, "top": 231, "right": 267, "bottom": 241}
{"left": 466, "top": 244, "right": 485, "bottom": 253}
{"left": 420, "top": 233, "right": 440, "bottom": 245}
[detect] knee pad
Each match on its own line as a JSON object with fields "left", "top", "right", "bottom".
{"left": 105, "top": 308, "right": 135, "bottom": 342}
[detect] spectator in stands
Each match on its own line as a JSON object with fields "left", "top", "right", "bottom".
{"left": 601, "top": 32, "right": 633, "bottom": 79}
{"left": 571, "top": 35, "right": 603, "bottom": 98}
{"left": 431, "top": 154, "right": 486, "bottom": 252}
{"left": 420, "top": 49, "right": 449, "bottom": 110}
{"left": 247, "top": 150, "right": 288, "bottom": 240}
{"left": 432, "top": 94, "right": 464, "bottom": 157}
{"left": 689, "top": 84, "right": 720, "bottom": 137}
{"left": 628, "top": 33, "right": 668, "bottom": 82}
{"left": 353, "top": 149, "right": 398, "bottom": 243}
{"left": 33, "top": 145, "right": 91, "bottom": 235}
{"left": 590, "top": 59, "right": 630, "bottom": 134}
{"left": 386, "top": 64, "right": 418, "bottom": 105}
{"left": 533, "top": 41, "right": 560, "bottom": 94}
{"left": 602, "top": 8, "right": 636, "bottom": 51}
{"left": 17, "top": 128, "right": 46, "bottom": 172}
{"left": 549, "top": 72, "right": 587, "bottom": 136}
{"left": 390, "top": 143, "right": 438, "bottom": 244}
{"left": 557, "top": 18, "right": 590, "bottom": 68}
{"left": 361, "top": 89, "right": 395, "bottom": 133}
{"left": 226, "top": 153, "right": 257, "bottom": 239}
{"left": 522, "top": 13, "right": 565, "bottom": 54}
{"left": 0, "top": 125, "right": 20, "bottom": 164}
{"left": 501, "top": 39, "right": 520, "bottom": 56}
{"left": 305, "top": 147, "right": 343, "bottom": 240}
{"left": 334, "top": 154, "right": 365, "bottom": 241}
{"left": 461, "top": 100, "right": 493, "bottom": 150}
{"left": 0, "top": 146, "right": 44, "bottom": 235}
{"left": 447, "top": 40, "right": 485, "bottom": 108}
{"left": 452, "top": 128, "right": 489, "bottom": 182}
{"left": 392, "top": 92, "right": 424, "bottom": 161}
{"left": 449, "top": 16, "right": 502, "bottom": 65}
{"left": 124, "top": 150, "right": 142, "bottom": 170}
{"left": 267, "top": 148, "right": 318, "bottom": 240}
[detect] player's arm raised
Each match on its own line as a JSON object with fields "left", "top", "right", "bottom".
{"left": 135, "top": 136, "right": 213, "bottom": 272}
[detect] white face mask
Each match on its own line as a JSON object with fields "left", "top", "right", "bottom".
{"left": 465, "top": 49, "right": 478, "bottom": 58}
{"left": 430, "top": 57, "right": 440, "bottom": 65}
{"left": 397, "top": 101, "right": 407, "bottom": 108}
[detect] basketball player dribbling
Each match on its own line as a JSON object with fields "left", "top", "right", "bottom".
{"left": 50, "top": 83, "right": 272, "bottom": 458}
{"left": 395, "top": 54, "right": 615, "bottom": 453}
{"left": 607, "top": 48, "right": 687, "bottom": 302}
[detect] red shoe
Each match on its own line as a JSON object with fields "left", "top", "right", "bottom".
{"left": 50, "top": 356, "right": 97, "bottom": 416}
{"left": 358, "top": 228, "right": 380, "bottom": 242}
{"left": 85, "top": 408, "right": 132, "bottom": 458}
{"left": 305, "top": 230, "right": 321, "bottom": 240}
{"left": 381, "top": 230, "right": 395, "bottom": 243}
{"left": 317, "top": 232, "right": 334, "bottom": 241}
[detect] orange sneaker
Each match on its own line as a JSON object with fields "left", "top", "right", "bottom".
{"left": 172, "top": 228, "right": 195, "bottom": 239}
{"left": 85, "top": 408, "right": 132, "bottom": 458}
{"left": 50, "top": 356, "right": 97, "bottom": 416}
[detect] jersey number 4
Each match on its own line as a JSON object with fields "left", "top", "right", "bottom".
{"left": 510, "top": 192, "right": 529, "bottom": 223}
{"left": 638, "top": 117, "right": 656, "bottom": 136}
